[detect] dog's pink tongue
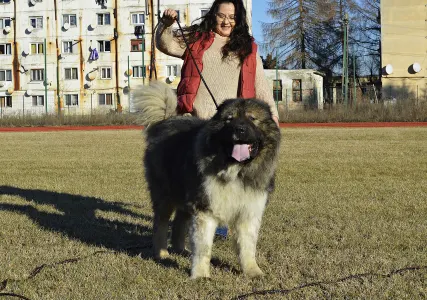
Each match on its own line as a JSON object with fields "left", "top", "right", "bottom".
{"left": 232, "top": 144, "right": 250, "bottom": 162}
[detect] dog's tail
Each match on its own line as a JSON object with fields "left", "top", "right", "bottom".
{"left": 131, "top": 81, "right": 178, "bottom": 126}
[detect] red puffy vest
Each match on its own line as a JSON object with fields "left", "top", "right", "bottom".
{"left": 177, "top": 32, "right": 258, "bottom": 114}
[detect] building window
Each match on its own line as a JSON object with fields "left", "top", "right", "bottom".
{"left": 64, "top": 68, "right": 78, "bottom": 80}
{"left": 64, "top": 94, "right": 78, "bottom": 106}
{"left": 0, "top": 69, "right": 12, "bottom": 81}
{"left": 292, "top": 79, "right": 302, "bottom": 102}
{"left": 0, "top": 96, "right": 12, "bottom": 108}
{"left": 131, "top": 39, "right": 144, "bottom": 52}
{"left": 166, "top": 65, "right": 179, "bottom": 77}
{"left": 0, "top": 18, "right": 11, "bottom": 29}
{"left": 134, "top": 26, "right": 144, "bottom": 38}
{"left": 98, "top": 93, "right": 113, "bottom": 105}
{"left": 30, "top": 69, "right": 44, "bottom": 81}
{"left": 97, "top": 13, "right": 111, "bottom": 25}
{"left": 100, "top": 67, "right": 112, "bottom": 79}
{"left": 63, "top": 14, "right": 77, "bottom": 27}
{"left": 131, "top": 12, "right": 144, "bottom": 24}
{"left": 201, "top": 9, "right": 209, "bottom": 17}
{"left": 30, "top": 43, "right": 44, "bottom": 54}
{"left": 0, "top": 43, "right": 12, "bottom": 55}
{"left": 132, "top": 66, "right": 147, "bottom": 78}
{"left": 98, "top": 40, "right": 111, "bottom": 52}
{"left": 273, "top": 80, "right": 282, "bottom": 101}
{"left": 62, "top": 41, "right": 75, "bottom": 53}
{"left": 0, "top": 0, "right": 11, "bottom": 3}
{"left": 29, "top": 17, "right": 43, "bottom": 29}
{"left": 32, "top": 95, "right": 44, "bottom": 106}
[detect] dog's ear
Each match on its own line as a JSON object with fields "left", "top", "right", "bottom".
{"left": 213, "top": 98, "right": 242, "bottom": 120}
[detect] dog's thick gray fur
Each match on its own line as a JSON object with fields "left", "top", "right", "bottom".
{"left": 131, "top": 81, "right": 178, "bottom": 126}
{"left": 133, "top": 81, "right": 281, "bottom": 279}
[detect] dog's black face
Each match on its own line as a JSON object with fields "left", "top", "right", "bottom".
{"left": 208, "top": 98, "right": 277, "bottom": 163}
{"left": 222, "top": 112, "right": 262, "bottom": 160}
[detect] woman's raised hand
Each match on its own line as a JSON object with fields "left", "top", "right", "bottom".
{"left": 162, "top": 9, "right": 178, "bottom": 27}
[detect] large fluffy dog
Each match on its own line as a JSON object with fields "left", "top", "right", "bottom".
{"left": 132, "top": 82, "right": 280, "bottom": 278}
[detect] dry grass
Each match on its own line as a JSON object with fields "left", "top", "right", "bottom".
{"left": 0, "top": 128, "right": 426, "bottom": 299}
{"left": 279, "top": 101, "right": 427, "bottom": 123}
{"left": 0, "top": 112, "right": 140, "bottom": 128}
{"left": 1, "top": 100, "right": 427, "bottom": 127}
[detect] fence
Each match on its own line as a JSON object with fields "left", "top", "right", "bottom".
{"left": 324, "top": 83, "right": 382, "bottom": 106}
{"left": 324, "top": 83, "right": 427, "bottom": 107}
{"left": 0, "top": 91, "right": 127, "bottom": 118}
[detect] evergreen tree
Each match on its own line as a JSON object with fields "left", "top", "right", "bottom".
{"left": 262, "top": 0, "right": 357, "bottom": 74}
{"left": 261, "top": 53, "right": 278, "bottom": 69}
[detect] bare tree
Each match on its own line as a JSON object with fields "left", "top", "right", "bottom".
{"left": 352, "top": 0, "right": 381, "bottom": 77}
{"left": 262, "top": 0, "right": 357, "bottom": 72}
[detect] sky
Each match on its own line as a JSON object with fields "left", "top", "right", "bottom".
{"left": 251, "top": 1, "right": 271, "bottom": 44}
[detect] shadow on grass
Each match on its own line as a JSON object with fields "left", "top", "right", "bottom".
{"left": 0, "top": 185, "right": 179, "bottom": 269}
{"left": 0, "top": 185, "right": 243, "bottom": 275}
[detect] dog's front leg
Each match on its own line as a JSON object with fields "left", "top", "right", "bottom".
{"left": 234, "top": 198, "right": 266, "bottom": 277}
{"left": 190, "top": 212, "right": 217, "bottom": 279}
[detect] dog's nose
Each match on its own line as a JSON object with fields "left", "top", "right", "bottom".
{"left": 236, "top": 125, "right": 246, "bottom": 134}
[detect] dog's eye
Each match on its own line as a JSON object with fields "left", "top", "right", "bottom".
{"left": 248, "top": 115, "right": 256, "bottom": 121}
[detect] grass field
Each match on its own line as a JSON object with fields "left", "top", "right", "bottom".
{"left": 0, "top": 128, "right": 426, "bottom": 299}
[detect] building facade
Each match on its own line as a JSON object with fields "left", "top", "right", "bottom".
{"left": 264, "top": 69, "right": 324, "bottom": 112}
{"left": 0, "top": 0, "right": 252, "bottom": 115}
{"left": 381, "top": 0, "right": 427, "bottom": 101}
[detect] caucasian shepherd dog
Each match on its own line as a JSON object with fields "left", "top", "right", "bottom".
{"left": 132, "top": 82, "right": 280, "bottom": 278}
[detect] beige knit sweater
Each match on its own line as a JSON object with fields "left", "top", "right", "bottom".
{"left": 156, "top": 23, "right": 278, "bottom": 119}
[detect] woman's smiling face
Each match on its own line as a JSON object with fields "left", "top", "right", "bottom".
{"left": 214, "top": 2, "right": 236, "bottom": 37}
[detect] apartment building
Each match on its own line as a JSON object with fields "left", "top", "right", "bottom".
{"left": 0, "top": 0, "right": 252, "bottom": 115}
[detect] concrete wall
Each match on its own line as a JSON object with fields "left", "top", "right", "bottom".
{"left": 381, "top": 0, "right": 427, "bottom": 101}
{"left": 0, "top": 0, "right": 252, "bottom": 115}
{"left": 264, "top": 69, "right": 324, "bottom": 110}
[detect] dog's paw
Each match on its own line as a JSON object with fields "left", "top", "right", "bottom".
{"left": 244, "top": 265, "right": 264, "bottom": 278}
{"left": 191, "top": 265, "right": 211, "bottom": 279}
{"left": 155, "top": 249, "right": 170, "bottom": 260}
{"left": 171, "top": 247, "right": 191, "bottom": 257}
{"left": 190, "top": 272, "right": 211, "bottom": 279}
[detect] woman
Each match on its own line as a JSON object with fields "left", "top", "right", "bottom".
{"left": 156, "top": 0, "right": 279, "bottom": 125}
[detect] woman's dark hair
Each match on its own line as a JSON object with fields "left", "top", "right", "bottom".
{"left": 178, "top": 0, "right": 253, "bottom": 64}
